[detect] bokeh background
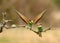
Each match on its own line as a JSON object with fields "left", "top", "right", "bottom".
{"left": 0, "top": 0, "right": 60, "bottom": 28}
{"left": 0, "top": 0, "right": 60, "bottom": 43}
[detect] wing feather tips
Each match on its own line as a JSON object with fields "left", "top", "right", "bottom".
{"left": 15, "top": 10, "right": 29, "bottom": 24}
{"left": 33, "top": 9, "right": 47, "bottom": 24}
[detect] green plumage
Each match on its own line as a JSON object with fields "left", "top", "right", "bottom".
{"left": 28, "top": 22, "right": 33, "bottom": 29}
{"left": 38, "top": 26, "right": 43, "bottom": 32}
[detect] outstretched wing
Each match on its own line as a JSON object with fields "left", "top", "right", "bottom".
{"left": 33, "top": 9, "right": 47, "bottom": 24}
{"left": 15, "top": 10, "right": 29, "bottom": 24}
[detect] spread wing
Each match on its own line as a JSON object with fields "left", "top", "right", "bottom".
{"left": 15, "top": 10, "right": 29, "bottom": 24}
{"left": 33, "top": 9, "right": 47, "bottom": 24}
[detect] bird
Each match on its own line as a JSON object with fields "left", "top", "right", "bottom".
{"left": 15, "top": 9, "right": 47, "bottom": 30}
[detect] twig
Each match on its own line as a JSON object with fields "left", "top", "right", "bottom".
{"left": 29, "top": 29, "right": 42, "bottom": 37}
